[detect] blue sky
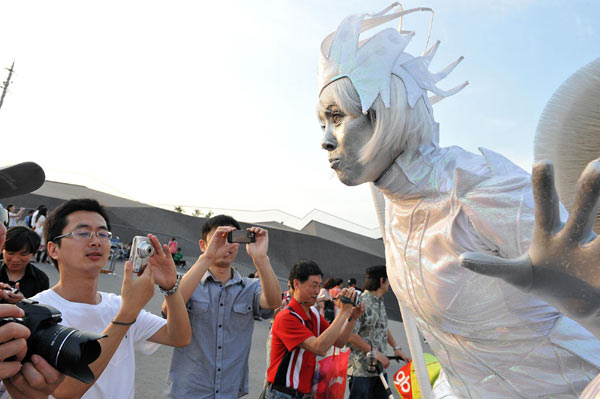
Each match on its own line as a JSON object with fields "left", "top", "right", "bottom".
{"left": 0, "top": 0, "right": 598, "bottom": 234}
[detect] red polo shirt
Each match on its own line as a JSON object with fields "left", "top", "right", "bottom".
{"left": 267, "top": 297, "right": 330, "bottom": 394}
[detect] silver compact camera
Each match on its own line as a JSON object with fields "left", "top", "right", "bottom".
{"left": 130, "top": 236, "right": 154, "bottom": 273}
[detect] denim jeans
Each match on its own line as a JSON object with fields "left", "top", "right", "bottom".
{"left": 264, "top": 386, "right": 296, "bottom": 399}
{"left": 348, "top": 374, "right": 389, "bottom": 399}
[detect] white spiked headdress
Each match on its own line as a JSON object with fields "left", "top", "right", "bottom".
{"left": 318, "top": 3, "right": 468, "bottom": 115}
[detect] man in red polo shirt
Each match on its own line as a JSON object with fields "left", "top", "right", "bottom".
{"left": 266, "top": 259, "right": 363, "bottom": 399}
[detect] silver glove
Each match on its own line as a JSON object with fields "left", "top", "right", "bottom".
{"left": 461, "top": 159, "right": 600, "bottom": 337}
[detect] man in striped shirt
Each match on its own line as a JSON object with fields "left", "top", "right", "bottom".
{"left": 266, "top": 260, "right": 363, "bottom": 399}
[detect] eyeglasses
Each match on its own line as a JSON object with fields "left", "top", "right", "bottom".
{"left": 0, "top": 207, "right": 8, "bottom": 228}
{"left": 53, "top": 230, "right": 113, "bottom": 242}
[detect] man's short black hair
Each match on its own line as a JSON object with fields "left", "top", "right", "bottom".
{"left": 4, "top": 226, "right": 40, "bottom": 254}
{"left": 45, "top": 199, "right": 111, "bottom": 270}
{"left": 288, "top": 259, "right": 323, "bottom": 286}
{"left": 362, "top": 265, "right": 388, "bottom": 291}
{"left": 348, "top": 278, "right": 357, "bottom": 286}
{"left": 200, "top": 215, "right": 240, "bottom": 241}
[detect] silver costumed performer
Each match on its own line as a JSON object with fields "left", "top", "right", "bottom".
{"left": 317, "top": 4, "right": 600, "bottom": 398}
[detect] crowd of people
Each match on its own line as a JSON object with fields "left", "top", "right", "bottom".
{"left": 1, "top": 2, "right": 599, "bottom": 398}
{"left": 0, "top": 179, "right": 408, "bottom": 399}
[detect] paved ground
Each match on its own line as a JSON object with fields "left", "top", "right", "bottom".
{"left": 33, "top": 260, "right": 430, "bottom": 398}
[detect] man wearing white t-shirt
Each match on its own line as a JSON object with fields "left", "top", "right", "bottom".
{"left": 32, "top": 198, "right": 191, "bottom": 399}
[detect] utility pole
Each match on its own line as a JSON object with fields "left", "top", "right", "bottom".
{"left": 0, "top": 61, "right": 15, "bottom": 112}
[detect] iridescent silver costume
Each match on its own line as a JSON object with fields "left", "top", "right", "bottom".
{"left": 375, "top": 136, "right": 600, "bottom": 398}
{"left": 317, "top": 5, "right": 600, "bottom": 397}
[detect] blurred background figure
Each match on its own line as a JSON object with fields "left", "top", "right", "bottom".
{"left": 6, "top": 205, "right": 24, "bottom": 228}
{"left": 24, "top": 209, "right": 34, "bottom": 228}
{"left": 168, "top": 237, "right": 178, "bottom": 258}
{"left": 319, "top": 278, "right": 336, "bottom": 323}
{"left": 173, "top": 247, "right": 186, "bottom": 269}
{"left": 31, "top": 206, "right": 48, "bottom": 263}
{"left": 328, "top": 278, "right": 343, "bottom": 299}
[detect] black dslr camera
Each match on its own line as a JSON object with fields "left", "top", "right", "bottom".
{"left": 0, "top": 298, "right": 104, "bottom": 383}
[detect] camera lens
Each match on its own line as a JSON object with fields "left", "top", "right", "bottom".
{"left": 28, "top": 324, "right": 104, "bottom": 383}
{"left": 138, "top": 241, "right": 154, "bottom": 257}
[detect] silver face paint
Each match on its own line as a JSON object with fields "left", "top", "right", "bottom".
{"left": 318, "top": 86, "right": 396, "bottom": 186}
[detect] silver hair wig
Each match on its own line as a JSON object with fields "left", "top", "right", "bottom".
{"left": 322, "top": 75, "right": 436, "bottom": 166}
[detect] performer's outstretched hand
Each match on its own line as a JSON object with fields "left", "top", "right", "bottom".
{"left": 460, "top": 159, "right": 600, "bottom": 337}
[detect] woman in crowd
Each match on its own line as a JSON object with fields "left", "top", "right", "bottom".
{"left": 328, "top": 278, "right": 343, "bottom": 299}
{"left": 6, "top": 205, "right": 24, "bottom": 228}
{"left": 0, "top": 226, "right": 49, "bottom": 301}
{"left": 32, "top": 206, "right": 48, "bottom": 263}
{"left": 318, "top": 278, "right": 337, "bottom": 322}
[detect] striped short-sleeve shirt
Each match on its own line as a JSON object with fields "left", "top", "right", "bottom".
{"left": 267, "top": 297, "right": 330, "bottom": 394}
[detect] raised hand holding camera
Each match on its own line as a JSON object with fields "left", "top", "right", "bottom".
{"left": 245, "top": 227, "right": 268, "bottom": 262}
{"left": 129, "top": 234, "right": 178, "bottom": 291}
{"left": 336, "top": 287, "right": 357, "bottom": 311}
{"left": 338, "top": 290, "right": 363, "bottom": 307}
{"left": 146, "top": 234, "right": 178, "bottom": 291}
{"left": 129, "top": 236, "right": 154, "bottom": 274}
{"left": 201, "top": 226, "right": 238, "bottom": 263}
{"left": 118, "top": 260, "right": 155, "bottom": 325}
{"left": 227, "top": 230, "right": 255, "bottom": 244}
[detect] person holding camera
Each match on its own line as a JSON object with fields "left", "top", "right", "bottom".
{"left": 163, "top": 214, "right": 282, "bottom": 399}
{"left": 31, "top": 198, "right": 191, "bottom": 399}
{"left": 265, "top": 260, "right": 364, "bottom": 399}
{"left": 0, "top": 226, "right": 50, "bottom": 301}
{"left": 347, "top": 266, "right": 410, "bottom": 399}
{"left": 0, "top": 162, "right": 64, "bottom": 399}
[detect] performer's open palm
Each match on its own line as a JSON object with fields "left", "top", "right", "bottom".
{"left": 460, "top": 159, "right": 600, "bottom": 337}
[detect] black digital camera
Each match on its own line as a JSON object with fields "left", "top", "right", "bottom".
{"left": 227, "top": 230, "right": 256, "bottom": 244}
{"left": 338, "top": 291, "right": 362, "bottom": 307}
{"left": 0, "top": 299, "right": 104, "bottom": 383}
